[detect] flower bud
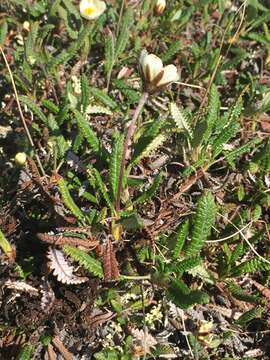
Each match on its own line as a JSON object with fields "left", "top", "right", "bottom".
{"left": 79, "top": 0, "right": 106, "bottom": 20}
{"left": 22, "top": 21, "right": 30, "bottom": 32}
{"left": 15, "top": 152, "right": 27, "bottom": 166}
{"left": 155, "top": 0, "right": 166, "bottom": 15}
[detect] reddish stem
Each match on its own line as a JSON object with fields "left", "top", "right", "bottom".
{"left": 115, "top": 92, "right": 149, "bottom": 211}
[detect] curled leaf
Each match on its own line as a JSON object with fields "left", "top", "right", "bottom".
{"left": 3, "top": 280, "right": 39, "bottom": 296}
{"left": 40, "top": 280, "right": 56, "bottom": 313}
{"left": 102, "top": 238, "right": 120, "bottom": 281}
{"left": 47, "top": 247, "right": 88, "bottom": 284}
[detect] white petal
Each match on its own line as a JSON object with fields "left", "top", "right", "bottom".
{"left": 139, "top": 49, "right": 149, "bottom": 71}
{"left": 146, "top": 54, "right": 163, "bottom": 82}
{"left": 140, "top": 51, "right": 163, "bottom": 82}
{"left": 156, "top": 64, "right": 179, "bottom": 86}
{"left": 80, "top": 0, "right": 106, "bottom": 20}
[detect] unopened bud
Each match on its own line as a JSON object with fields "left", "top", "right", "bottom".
{"left": 15, "top": 152, "right": 27, "bottom": 166}
{"left": 155, "top": 0, "right": 166, "bottom": 15}
{"left": 22, "top": 21, "right": 30, "bottom": 32}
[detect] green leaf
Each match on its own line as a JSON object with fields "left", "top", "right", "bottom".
{"left": 56, "top": 104, "right": 70, "bottom": 126}
{"left": 161, "top": 40, "right": 181, "bottom": 63}
{"left": 133, "top": 119, "right": 166, "bottom": 161}
{"left": 114, "top": 79, "right": 140, "bottom": 105}
{"left": 246, "top": 11, "right": 270, "bottom": 32}
{"left": 228, "top": 96, "right": 243, "bottom": 124}
{"left": 224, "top": 138, "right": 262, "bottom": 167}
{"left": 203, "top": 84, "right": 220, "bottom": 144}
{"left": 72, "top": 109, "right": 100, "bottom": 152}
{"left": 24, "top": 21, "right": 39, "bottom": 63}
{"left": 0, "top": 228, "right": 13, "bottom": 257}
{"left": 131, "top": 134, "right": 167, "bottom": 166}
{"left": 0, "top": 20, "right": 8, "bottom": 46}
{"left": 212, "top": 121, "right": 240, "bottom": 159}
{"left": 227, "top": 282, "right": 259, "bottom": 303}
{"left": 42, "top": 99, "right": 59, "bottom": 114}
{"left": 86, "top": 105, "right": 112, "bottom": 115}
{"left": 64, "top": 245, "right": 103, "bottom": 279}
{"left": 119, "top": 212, "right": 143, "bottom": 231}
{"left": 109, "top": 133, "right": 124, "bottom": 203}
{"left": 47, "top": 22, "right": 92, "bottom": 70}
{"left": 92, "top": 167, "right": 113, "bottom": 210}
{"left": 229, "top": 243, "right": 245, "bottom": 266}
{"left": 253, "top": 138, "right": 270, "bottom": 172}
{"left": 17, "top": 345, "right": 34, "bottom": 360}
{"left": 188, "top": 264, "right": 214, "bottom": 284}
{"left": 134, "top": 172, "right": 164, "bottom": 205}
{"left": 168, "top": 279, "right": 209, "bottom": 309}
{"left": 58, "top": 178, "right": 84, "bottom": 221}
{"left": 186, "top": 192, "right": 216, "bottom": 257}
{"left": 62, "top": 0, "right": 81, "bottom": 20}
{"left": 168, "top": 256, "right": 201, "bottom": 275}
{"left": 90, "top": 87, "right": 118, "bottom": 110}
{"left": 231, "top": 257, "right": 270, "bottom": 276}
{"left": 115, "top": 8, "right": 134, "bottom": 58}
{"left": 168, "top": 220, "right": 189, "bottom": 260}
{"left": 236, "top": 306, "right": 263, "bottom": 326}
{"left": 19, "top": 96, "right": 47, "bottom": 124}
{"left": 81, "top": 74, "right": 90, "bottom": 113}
{"left": 170, "top": 102, "right": 193, "bottom": 137}
{"left": 57, "top": 5, "right": 71, "bottom": 32}
{"left": 38, "top": 24, "right": 55, "bottom": 44}
{"left": 104, "top": 30, "right": 115, "bottom": 79}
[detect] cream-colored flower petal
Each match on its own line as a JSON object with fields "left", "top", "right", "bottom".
{"left": 156, "top": 64, "right": 179, "bottom": 87}
{"left": 80, "top": 0, "right": 106, "bottom": 20}
{"left": 140, "top": 51, "right": 163, "bottom": 82}
{"left": 145, "top": 54, "right": 163, "bottom": 82}
{"left": 139, "top": 49, "right": 149, "bottom": 72}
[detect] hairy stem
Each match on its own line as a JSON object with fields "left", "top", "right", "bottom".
{"left": 120, "top": 274, "right": 151, "bottom": 281}
{"left": 115, "top": 92, "right": 149, "bottom": 211}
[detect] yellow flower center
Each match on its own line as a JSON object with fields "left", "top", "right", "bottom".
{"left": 84, "top": 6, "right": 95, "bottom": 15}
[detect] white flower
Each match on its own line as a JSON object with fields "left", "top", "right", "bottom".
{"left": 145, "top": 303, "right": 163, "bottom": 328}
{"left": 140, "top": 50, "right": 179, "bottom": 92}
{"left": 155, "top": 0, "right": 166, "bottom": 15}
{"left": 79, "top": 0, "right": 106, "bottom": 20}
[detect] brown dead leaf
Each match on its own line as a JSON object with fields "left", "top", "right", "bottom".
{"left": 47, "top": 344, "right": 57, "bottom": 360}
{"left": 259, "top": 113, "right": 270, "bottom": 133}
{"left": 102, "top": 238, "right": 120, "bottom": 281}
{"left": 131, "top": 328, "right": 157, "bottom": 356}
{"left": 52, "top": 336, "right": 73, "bottom": 360}
{"left": 252, "top": 280, "right": 270, "bottom": 306}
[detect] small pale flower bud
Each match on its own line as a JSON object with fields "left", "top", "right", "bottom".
{"left": 155, "top": 0, "right": 166, "bottom": 15}
{"left": 15, "top": 152, "right": 27, "bottom": 166}
{"left": 22, "top": 21, "right": 30, "bottom": 32}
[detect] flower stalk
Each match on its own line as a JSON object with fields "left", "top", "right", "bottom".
{"left": 115, "top": 92, "right": 149, "bottom": 211}
{"left": 115, "top": 50, "right": 179, "bottom": 212}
